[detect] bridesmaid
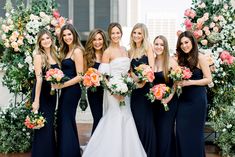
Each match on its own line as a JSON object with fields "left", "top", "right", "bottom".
{"left": 31, "top": 29, "right": 60, "bottom": 157}
{"left": 129, "top": 23, "right": 156, "bottom": 157}
{"left": 175, "top": 31, "right": 212, "bottom": 157}
{"left": 84, "top": 28, "right": 108, "bottom": 134}
{"left": 52, "top": 24, "right": 84, "bottom": 157}
{"left": 152, "top": 35, "right": 178, "bottom": 157}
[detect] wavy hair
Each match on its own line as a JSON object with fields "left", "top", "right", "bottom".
{"left": 84, "top": 28, "right": 108, "bottom": 70}
{"left": 35, "top": 29, "right": 60, "bottom": 69}
{"left": 176, "top": 31, "right": 199, "bottom": 70}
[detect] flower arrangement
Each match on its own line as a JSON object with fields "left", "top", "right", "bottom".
{"left": 0, "top": 0, "right": 70, "bottom": 94}
{"left": 45, "top": 68, "right": 69, "bottom": 95}
{"left": 146, "top": 84, "right": 172, "bottom": 111}
{"left": 82, "top": 67, "right": 102, "bottom": 92}
{"left": 181, "top": 0, "right": 235, "bottom": 155}
{"left": 0, "top": 101, "right": 33, "bottom": 153}
{"left": 168, "top": 66, "right": 192, "bottom": 97}
{"left": 103, "top": 74, "right": 136, "bottom": 106}
{"left": 24, "top": 111, "right": 46, "bottom": 129}
{"left": 134, "top": 64, "right": 155, "bottom": 82}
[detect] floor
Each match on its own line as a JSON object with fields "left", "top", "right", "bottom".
{"left": 0, "top": 123, "right": 221, "bottom": 157}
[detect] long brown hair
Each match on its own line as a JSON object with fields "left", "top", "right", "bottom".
{"left": 84, "top": 28, "right": 108, "bottom": 70}
{"left": 59, "top": 24, "right": 84, "bottom": 60}
{"left": 35, "top": 29, "right": 60, "bottom": 69}
{"left": 154, "top": 35, "right": 170, "bottom": 83}
{"left": 176, "top": 31, "right": 199, "bottom": 70}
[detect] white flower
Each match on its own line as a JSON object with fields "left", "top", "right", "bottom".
{"left": 226, "top": 124, "right": 232, "bottom": 129}
{"left": 18, "top": 63, "right": 24, "bottom": 68}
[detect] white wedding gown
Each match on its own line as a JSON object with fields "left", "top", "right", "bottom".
{"left": 82, "top": 57, "right": 147, "bottom": 157}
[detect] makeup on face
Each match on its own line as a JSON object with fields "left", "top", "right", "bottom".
{"left": 154, "top": 38, "right": 164, "bottom": 56}
{"left": 180, "top": 37, "right": 192, "bottom": 53}
{"left": 63, "top": 29, "right": 74, "bottom": 45}
{"left": 92, "top": 33, "right": 104, "bottom": 51}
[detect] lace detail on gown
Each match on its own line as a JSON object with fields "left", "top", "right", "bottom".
{"left": 82, "top": 57, "right": 147, "bottom": 157}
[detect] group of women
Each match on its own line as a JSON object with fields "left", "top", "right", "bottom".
{"left": 31, "top": 22, "right": 212, "bottom": 157}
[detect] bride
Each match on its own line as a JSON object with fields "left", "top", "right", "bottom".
{"left": 82, "top": 23, "right": 147, "bottom": 157}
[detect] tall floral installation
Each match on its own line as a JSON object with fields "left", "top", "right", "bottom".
{"left": 181, "top": 0, "right": 235, "bottom": 156}
{"left": 0, "top": 0, "right": 68, "bottom": 153}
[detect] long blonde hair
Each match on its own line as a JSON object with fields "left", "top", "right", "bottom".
{"left": 129, "top": 23, "right": 150, "bottom": 59}
{"left": 154, "top": 35, "right": 170, "bottom": 83}
{"left": 35, "top": 29, "right": 60, "bottom": 69}
{"left": 84, "top": 28, "right": 108, "bottom": 70}
{"left": 59, "top": 24, "right": 84, "bottom": 61}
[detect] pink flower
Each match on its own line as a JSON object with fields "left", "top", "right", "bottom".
{"left": 193, "top": 30, "right": 203, "bottom": 39}
{"left": 182, "top": 68, "right": 192, "bottom": 79}
{"left": 53, "top": 10, "right": 60, "bottom": 19}
{"left": 220, "top": 50, "right": 230, "bottom": 61}
{"left": 184, "top": 9, "right": 196, "bottom": 19}
{"left": 198, "top": 2, "right": 206, "bottom": 8}
{"left": 213, "top": 26, "right": 219, "bottom": 33}
{"left": 184, "top": 19, "right": 193, "bottom": 30}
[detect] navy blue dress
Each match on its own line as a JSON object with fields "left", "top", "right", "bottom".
{"left": 57, "top": 58, "right": 81, "bottom": 157}
{"left": 130, "top": 55, "right": 157, "bottom": 157}
{"left": 176, "top": 67, "right": 207, "bottom": 157}
{"left": 87, "top": 62, "right": 103, "bottom": 134}
{"left": 31, "top": 64, "right": 58, "bottom": 157}
{"left": 153, "top": 71, "right": 178, "bottom": 157}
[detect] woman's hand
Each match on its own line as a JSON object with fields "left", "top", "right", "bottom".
{"left": 177, "top": 80, "right": 192, "bottom": 87}
{"left": 136, "top": 81, "right": 146, "bottom": 88}
{"left": 113, "top": 94, "right": 125, "bottom": 102}
{"left": 161, "top": 94, "right": 173, "bottom": 105}
{"left": 32, "top": 101, "right": 39, "bottom": 113}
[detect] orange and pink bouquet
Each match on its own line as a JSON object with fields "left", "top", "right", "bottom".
{"left": 168, "top": 66, "right": 192, "bottom": 96}
{"left": 45, "top": 68, "right": 69, "bottom": 95}
{"left": 83, "top": 68, "right": 102, "bottom": 92}
{"left": 146, "top": 84, "right": 171, "bottom": 111}
{"left": 24, "top": 111, "right": 46, "bottom": 129}
{"left": 134, "top": 64, "right": 155, "bottom": 83}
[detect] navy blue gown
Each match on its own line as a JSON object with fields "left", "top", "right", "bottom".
{"left": 176, "top": 67, "right": 207, "bottom": 157}
{"left": 57, "top": 58, "right": 81, "bottom": 157}
{"left": 87, "top": 62, "right": 103, "bottom": 134}
{"left": 153, "top": 71, "right": 178, "bottom": 157}
{"left": 130, "top": 55, "right": 157, "bottom": 157}
{"left": 31, "top": 64, "right": 58, "bottom": 157}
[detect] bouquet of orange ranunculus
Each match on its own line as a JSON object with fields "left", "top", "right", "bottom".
{"left": 103, "top": 74, "right": 136, "bottom": 106}
{"left": 45, "top": 68, "right": 69, "bottom": 95}
{"left": 134, "top": 64, "right": 155, "bottom": 83}
{"left": 168, "top": 66, "right": 192, "bottom": 97}
{"left": 83, "top": 67, "right": 103, "bottom": 92}
{"left": 146, "top": 84, "right": 171, "bottom": 111}
{"left": 24, "top": 111, "right": 46, "bottom": 129}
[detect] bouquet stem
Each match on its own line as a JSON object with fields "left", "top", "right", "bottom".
{"left": 50, "top": 87, "right": 56, "bottom": 95}
{"left": 176, "top": 85, "right": 182, "bottom": 97}
{"left": 163, "top": 103, "right": 169, "bottom": 111}
{"left": 79, "top": 86, "right": 88, "bottom": 111}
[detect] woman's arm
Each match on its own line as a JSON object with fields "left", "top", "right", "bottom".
{"left": 147, "top": 44, "right": 155, "bottom": 71}
{"left": 178, "top": 53, "right": 212, "bottom": 87}
{"left": 32, "top": 54, "right": 43, "bottom": 112}
{"left": 54, "top": 48, "right": 84, "bottom": 89}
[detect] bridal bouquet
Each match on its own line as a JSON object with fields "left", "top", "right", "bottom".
{"left": 134, "top": 64, "right": 155, "bottom": 83}
{"left": 45, "top": 68, "right": 69, "bottom": 95}
{"left": 82, "top": 67, "right": 102, "bottom": 92}
{"left": 168, "top": 66, "right": 192, "bottom": 96}
{"left": 104, "top": 74, "right": 136, "bottom": 106}
{"left": 24, "top": 111, "right": 46, "bottom": 129}
{"left": 146, "top": 84, "right": 172, "bottom": 111}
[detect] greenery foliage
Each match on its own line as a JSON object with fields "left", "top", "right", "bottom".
{"left": 182, "top": 0, "right": 235, "bottom": 156}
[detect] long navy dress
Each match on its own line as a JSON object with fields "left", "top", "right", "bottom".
{"left": 176, "top": 67, "right": 207, "bottom": 157}
{"left": 87, "top": 62, "right": 103, "bottom": 134}
{"left": 31, "top": 64, "right": 58, "bottom": 157}
{"left": 153, "top": 71, "right": 178, "bottom": 157}
{"left": 57, "top": 58, "right": 81, "bottom": 157}
{"left": 130, "top": 55, "right": 157, "bottom": 157}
